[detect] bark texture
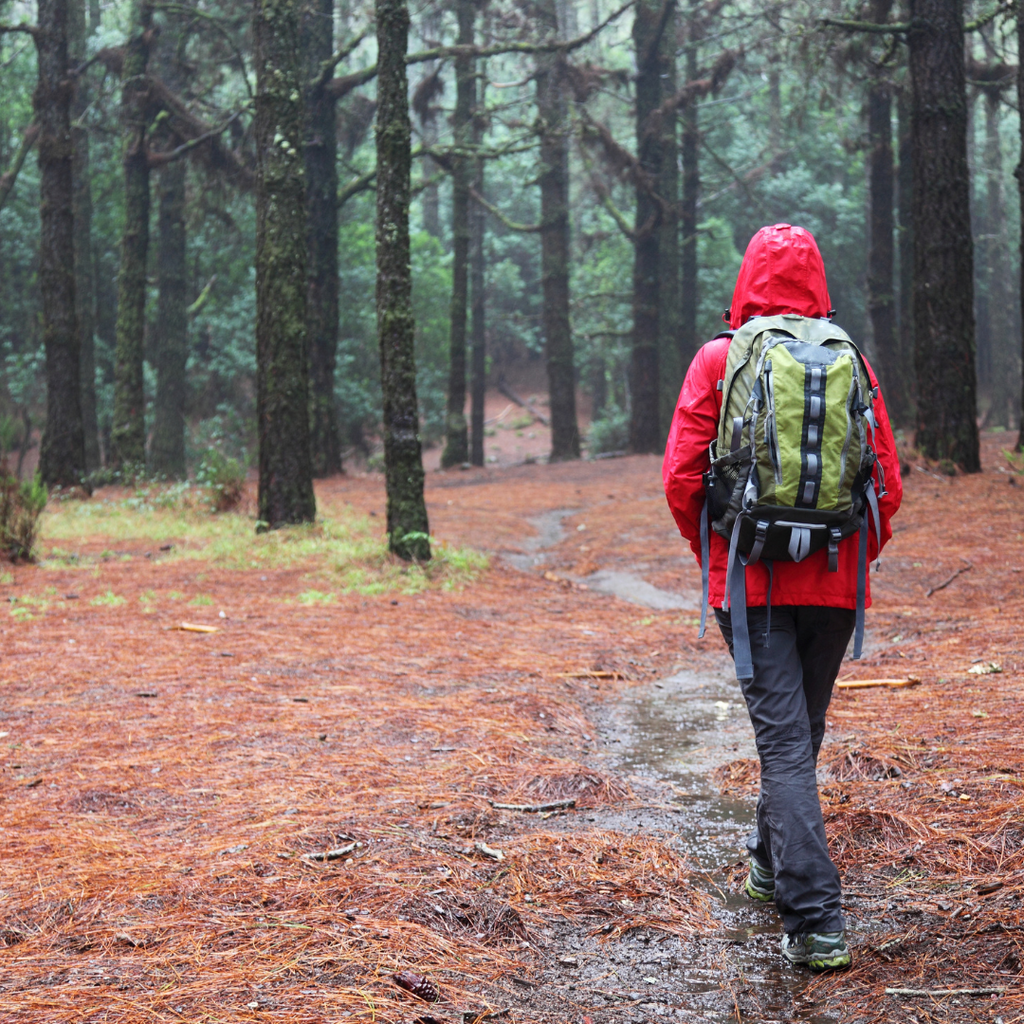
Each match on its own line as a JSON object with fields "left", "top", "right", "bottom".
{"left": 36, "top": 0, "right": 87, "bottom": 486}
{"left": 470, "top": 118, "right": 486, "bottom": 468}
{"left": 303, "top": 0, "right": 342, "bottom": 477}
{"left": 865, "top": 4, "right": 906, "bottom": 422}
{"left": 111, "top": 1, "right": 153, "bottom": 470}
{"left": 70, "top": 0, "right": 100, "bottom": 472}
{"left": 375, "top": 0, "right": 430, "bottom": 560}
{"left": 978, "top": 91, "right": 1014, "bottom": 428}
{"left": 149, "top": 159, "right": 188, "bottom": 478}
{"left": 629, "top": 0, "right": 671, "bottom": 453}
{"left": 1019, "top": 7, "right": 1024, "bottom": 449}
{"left": 536, "top": 0, "right": 579, "bottom": 461}
{"left": 254, "top": 0, "right": 316, "bottom": 526}
{"left": 440, "top": 0, "right": 474, "bottom": 468}
{"left": 657, "top": 4, "right": 680, "bottom": 443}
{"left": 896, "top": 84, "right": 916, "bottom": 420}
{"left": 679, "top": 0, "right": 700, "bottom": 377}
{"left": 908, "top": 0, "right": 979, "bottom": 470}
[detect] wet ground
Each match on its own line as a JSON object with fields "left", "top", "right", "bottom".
{"left": 485, "top": 506, "right": 843, "bottom": 1023}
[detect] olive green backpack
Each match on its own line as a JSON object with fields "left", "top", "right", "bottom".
{"left": 698, "top": 314, "right": 886, "bottom": 679}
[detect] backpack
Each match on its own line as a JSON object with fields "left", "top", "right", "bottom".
{"left": 697, "top": 314, "right": 885, "bottom": 680}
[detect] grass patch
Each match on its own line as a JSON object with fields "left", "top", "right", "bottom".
{"left": 298, "top": 590, "right": 336, "bottom": 605}
{"left": 90, "top": 590, "right": 125, "bottom": 607}
{"left": 189, "top": 595, "right": 214, "bottom": 606}
{"left": 40, "top": 497, "right": 487, "bottom": 594}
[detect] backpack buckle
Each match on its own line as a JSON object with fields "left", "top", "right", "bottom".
{"left": 828, "top": 527, "right": 842, "bottom": 573}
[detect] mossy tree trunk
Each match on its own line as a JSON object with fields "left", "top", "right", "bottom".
{"left": 980, "top": 90, "right": 1014, "bottom": 428}
{"left": 536, "top": 0, "right": 579, "bottom": 461}
{"left": 440, "top": 0, "right": 475, "bottom": 469}
{"left": 303, "top": 0, "right": 343, "bottom": 477}
{"left": 469, "top": 102, "right": 487, "bottom": 468}
{"left": 1018, "top": 5, "right": 1024, "bottom": 450}
{"left": 908, "top": 0, "right": 979, "bottom": 470}
{"left": 896, "top": 83, "right": 916, "bottom": 417}
{"left": 254, "top": 0, "right": 316, "bottom": 527}
{"left": 69, "top": 0, "right": 100, "bottom": 472}
{"left": 111, "top": 0, "right": 153, "bottom": 471}
{"left": 376, "top": 0, "right": 429, "bottom": 560}
{"left": 150, "top": 158, "right": 188, "bottom": 478}
{"left": 150, "top": 21, "right": 189, "bottom": 479}
{"left": 679, "top": 0, "right": 700, "bottom": 377}
{"left": 865, "top": 0, "right": 908, "bottom": 424}
{"left": 629, "top": 0, "right": 671, "bottom": 453}
{"left": 36, "top": 0, "right": 87, "bottom": 487}
{"left": 656, "top": 2, "right": 679, "bottom": 443}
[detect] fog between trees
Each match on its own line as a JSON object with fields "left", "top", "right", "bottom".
{"left": 0, "top": 0, "right": 1021, "bottom": 544}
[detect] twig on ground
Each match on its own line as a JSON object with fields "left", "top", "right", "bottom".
{"left": 885, "top": 987, "right": 1008, "bottom": 997}
{"left": 926, "top": 560, "right": 973, "bottom": 597}
{"left": 489, "top": 799, "right": 576, "bottom": 813}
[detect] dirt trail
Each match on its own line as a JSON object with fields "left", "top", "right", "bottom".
{"left": 0, "top": 435, "right": 1022, "bottom": 1022}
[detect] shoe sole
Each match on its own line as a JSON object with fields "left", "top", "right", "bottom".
{"left": 744, "top": 875, "right": 775, "bottom": 902}
{"left": 782, "top": 949, "right": 852, "bottom": 971}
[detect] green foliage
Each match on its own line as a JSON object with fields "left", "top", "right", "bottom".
{"left": 195, "top": 449, "right": 246, "bottom": 511}
{"left": 0, "top": 469, "right": 47, "bottom": 561}
{"left": 587, "top": 409, "right": 630, "bottom": 456}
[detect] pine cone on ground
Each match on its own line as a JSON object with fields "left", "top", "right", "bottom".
{"left": 392, "top": 970, "right": 441, "bottom": 1002}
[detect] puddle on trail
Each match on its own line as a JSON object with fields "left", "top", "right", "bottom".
{"left": 593, "top": 662, "right": 841, "bottom": 1022}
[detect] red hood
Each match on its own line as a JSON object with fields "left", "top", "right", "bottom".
{"left": 728, "top": 223, "right": 832, "bottom": 330}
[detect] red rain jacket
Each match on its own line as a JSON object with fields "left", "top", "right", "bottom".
{"left": 663, "top": 224, "right": 903, "bottom": 610}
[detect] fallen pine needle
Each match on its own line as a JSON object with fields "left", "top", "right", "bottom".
{"left": 885, "top": 987, "right": 1008, "bottom": 997}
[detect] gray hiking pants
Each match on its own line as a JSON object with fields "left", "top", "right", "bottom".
{"left": 715, "top": 604, "right": 855, "bottom": 935}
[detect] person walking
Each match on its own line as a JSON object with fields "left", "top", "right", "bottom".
{"left": 663, "top": 224, "right": 902, "bottom": 971}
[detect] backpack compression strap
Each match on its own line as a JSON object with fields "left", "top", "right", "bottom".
{"left": 698, "top": 497, "right": 710, "bottom": 639}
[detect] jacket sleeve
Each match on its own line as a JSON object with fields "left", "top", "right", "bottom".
{"left": 863, "top": 358, "right": 903, "bottom": 559}
{"left": 662, "top": 340, "right": 725, "bottom": 559}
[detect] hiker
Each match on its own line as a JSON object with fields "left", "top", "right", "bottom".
{"left": 662, "top": 224, "right": 902, "bottom": 971}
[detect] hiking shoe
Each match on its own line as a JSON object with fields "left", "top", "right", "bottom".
{"left": 744, "top": 857, "right": 775, "bottom": 902}
{"left": 781, "top": 931, "right": 852, "bottom": 972}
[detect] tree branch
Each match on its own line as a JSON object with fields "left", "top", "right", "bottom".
{"left": 469, "top": 185, "right": 542, "bottom": 232}
{"left": 0, "top": 123, "right": 40, "bottom": 213}
{"left": 0, "top": 22, "right": 39, "bottom": 39}
{"left": 338, "top": 167, "right": 375, "bottom": 206}
{"left": 312, "top": 28, "right": 369, "bottom": 92}
{"left": 187, "top": 275, "right": 217, "bottom": 317}
{"left": 148, "top": 107, "right": 247, "bottom": 168}
{"left": 819, "top": 17, "right": 911, "bottom": 34}
{"left": 326, "top": 2, "right": 634, "bottom": 99}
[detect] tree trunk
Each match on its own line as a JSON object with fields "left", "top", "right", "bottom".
{"left": 469, "top": 109, "right": 486, "bottom": 467}
{"left": 149, "top": 20, "right": 188, "bottom": 480}
{"left": 254, "top": 0, "right": 316, "bottom": 526}
{"left": 629, "top": 0, "right": 670, "bottom": 453}
{"left": 865, "top": 5, "right": 908, "bottom": 423}
{"left": 1018, "top": 5, "right": 1024, "bottom": 449}
{"left": 440, "top": 0, "right": 474, "bottom": 469}
{"left": 149, "top": 158, "right": 188, "bottom": 478}
{"left": 36, "top": 0, "right": 86, "bottom": 487}
{"left": 69, "top": 0, "right": 100, "bottom": 472}
{"left": 536, "top": 0, "right": 580, "bottom": 461}
{"left": 908, "top": 0, "right": 979, "bottom": 471}
{"left": 375, "top": 0, "right": 430, "bottom": 560}
{"left": 304, "top": 0, "right": 343, "bottom": 477}
{"left": 111, "top": 0, "right": 152, "bottom": 471}
{"left": 657, "top": 2, "right": 680, "bottom": 443}
{"left": 679, "top": 0, "right": 700, "bottom": 376}
{"left": 981, "top": 91, "right": 1014, "bottom": 429}
{"left": 896, "top": 82, "right": 916, "bottom": 416}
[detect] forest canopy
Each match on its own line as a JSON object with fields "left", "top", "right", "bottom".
{"left": 0, "top": 0, "right": 1020, "bottom": 509}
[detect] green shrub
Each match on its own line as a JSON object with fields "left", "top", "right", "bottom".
{"left": 0, "top": 468, "right": 47, "bottom": 560}
{"left": 587, "top": 409, "right": 630, "bottom": 456}
{"left": 195, "top": 450, "right": 246, "bottom": 512}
